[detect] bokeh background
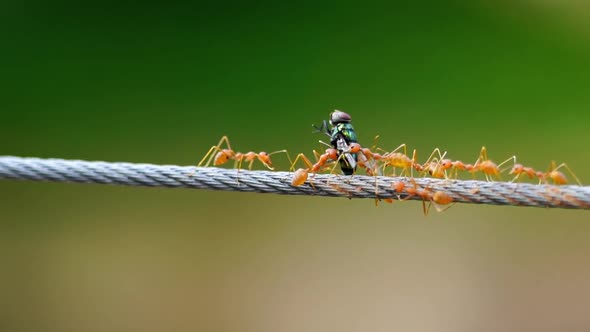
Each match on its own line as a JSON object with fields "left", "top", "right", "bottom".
{"left": 1, "top": 1, "right": 590, "bottom": 331}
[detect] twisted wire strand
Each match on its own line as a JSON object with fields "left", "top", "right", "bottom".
{"left": 0, "top": 156, "right": 589, "bottom": 210}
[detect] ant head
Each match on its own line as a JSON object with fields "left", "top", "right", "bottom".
{"left": 329, "top": 110, "right": 351, "bottom": 125}
{"left": 349, "top": 143, "right": 361, "bottom": 153}
{"left": 392, "top": 181, "right": 405, "bottom": 192}
{"left": 258, "top": 152, "right": 271, "bottom": 165}
{"left": 510, "top": 164, "right": 524, "bottom": 174}
{"left": 440, "top": 159, "right": 452, "bottom": 169}
{"left": 326, "top": 148, "right": 339, "bottom": 160}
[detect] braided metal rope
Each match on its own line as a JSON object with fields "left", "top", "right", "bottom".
{"left": 1, "top": 156, "right": 589, "bottom": 210}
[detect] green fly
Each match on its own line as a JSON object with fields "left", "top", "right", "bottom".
{"left": 313, "top": 110, "right": 358, "bottom": 175}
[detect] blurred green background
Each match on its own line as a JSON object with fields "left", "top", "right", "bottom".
{"left": 1, "top": 1, "right": 590, "bottom": 331}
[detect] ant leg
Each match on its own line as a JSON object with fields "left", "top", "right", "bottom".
{"left": 390, "top": 143, "right": 408, "bottom": 156}
{"left": 313, "top": 149, "right": 321, "bottom": 160}
{"left": 552, "top": 162, "right": 583, "bottom": 185}
{"left": 498, "top": 155, "right": 516, "bottom": 172}
{"left": 440, "top": 151, "right": 450, "bottom": 179}
{"left": 257, "top": 157, "right": 273, "bottom": 170}
{"left": 490, "top": 155, "right": 516, "bottom": 182}
{"left": 290, "top": 153, "right": 316, "bottom": 187}
{"left": 271, "top": 149, "right": 293, "bottom": 170}
{"left": 247, "top": 158, "right": 256, "bottom": 171}
{"left": 371, "top": 135, "right": 381, "bottom": 151}
{"left": 471, "top": 146, "right": 487, "bottom": 167}
{"left": 256, "top": 149, "right": 291, "bottom": 171}
{"left": 421, "top": 190, "right": 450, "bottom": 215}
{"left": 467, "top": 147, "right": 487, "bottom": 180}
{"left": 368, "top": 134, "right": 382, "bottom": 183}
{"left": 290, "top": 153, "right": 314, "bottom": 171}
{"left": 422, "top": 148, "right": 445, "bottom": 166}
{"left": 191, "top": 144, "right": 226, "bottom": 177}
{"left": 328, "top": 152, "right": 347, "bottom": 176}
{"left": 479, "top": 146, "right": 489, "bottom": 161}
{"left": 394, "top": 181, "right": 415, "bottom": 202}
{"left": 356, "top": 150, "right": 381, "bottom": 205}
{"left": 377, "top": 143, "right": 408, "bottom": 157}
{"left": 435, "top": 150, "right": 449, "bottom": 179}
{"left": 511, "top": 172, "right": 522, "bottom": 183}
{"left": 380, "top": 159, "right": 389, "bottom": 177}
{"left": 233, "top": 157, "right": 245, "bottom": 185}
{"left": 197, "top": 136, "right": 232, "bottom": 167}
{"left": 409, "top": 149, "right": 419, "bottom": 178}
{"left": 432, "top": 202, "right": 453, "bottom": 213}
{"left": 197, "top": 145, "right": 222, "bottom": 168}
{"left": 421, "top": 148, "right": 446, "bottom": 177}
{"left": 421, "top": 148, "right": 447, "bottom": 179}
{"left": 406, "top": 180, "right": 428, "bottom": 214}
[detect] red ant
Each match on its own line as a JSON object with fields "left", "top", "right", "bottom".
{"left": 542, "top": 161, "right": 582, "bottom": 185}
{"left": 357, "top": 146, "right": 383, "bottom": 176}
{"left": 508, "top": 163, "right": 537, "bottom": 181}
{"left": 290, "top": 142, "right": 387, "bottom": 207}
{"left": 424, "top": 147, "right": 514, "bottom": 181}
{"left": 419, "top": 148, "right": 449, "bottom": 178}
{"left": 436, "top": 159, "right": 476, "bottom": 179}
{"left": 197, "top": 136, "right": 292, "bottom": 175}
{"left": 392, "top": 179, "right": 453, "bottom": 215}
{"left": 422, "top": 147, "right": 514, "bottom": 181}
{"left": 377, "top": 144, "right": 424, "bottom": 177}
{"left": 290, "top": 143, "right": 378, "bottom": 186}
{"left": 468, "top": 146, "right": 515, "bottom": 181}
{"left": 289, "top": 148, "right": 339, "bottom": 186}
{"left": 510, "top": 160, "right": 582, "bottom": 185}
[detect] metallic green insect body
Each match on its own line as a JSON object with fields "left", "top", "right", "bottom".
{"left": 331, "top": 122, "right": 358, "bottom": 146}
{"left": 314, "top": 110, "right": 359, "bottom": 175}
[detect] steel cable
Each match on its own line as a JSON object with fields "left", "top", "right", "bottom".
{"left": 1, "top": 156, "right": 589, "bottom": 210}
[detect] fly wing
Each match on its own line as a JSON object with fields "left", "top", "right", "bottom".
{"left": 343, "top": 153, "right": 357, "bottom": 169}
{"left": 336, "top": 137, "right": 357, "bottom": 169}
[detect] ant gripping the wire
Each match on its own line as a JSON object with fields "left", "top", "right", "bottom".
{"left": 418, "top": 148, "right": 449, "bottom": 179}
{"left": 509, "top": 160, "right": 582, "bottom": 185}
{"left": 377, "top": 144, "right": 424, "bottom": 177}
{"left": 289, "top": 143, "right": 381, "bottom": 193}
{"left": 289, "top": 143, "right": 377, "bottom": 187}
{"left": 470, "top": 146, "right": 515, "bottom": 181}
{"left": 393, "top": 179, "right": 454, "bottom": 215}
{"left": 421, "top": 147, "right": 514, "bottom": 181}
{"left": 196, "top": 135, "right": 292, "bottom": 173}
{"left": 541, "top": 161, "right": 580, "bottom": 185}
{"left": 289, "top": 148, "right": 339, "bottom": 186}
{"left": 436, "top": 159, "right": 475, "bottom": 179}
{"left": 356, "top": 135, "right": 384, "bottom": 177}
{"left": 313, "top": 110, "right": 359, "bottom": 175}
{"left": 508, "top": 163, "right": 537, "bottom": 182}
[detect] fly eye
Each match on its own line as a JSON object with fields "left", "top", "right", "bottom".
{"left": 330, "top": 110, "right": 351, "bottom": 123}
